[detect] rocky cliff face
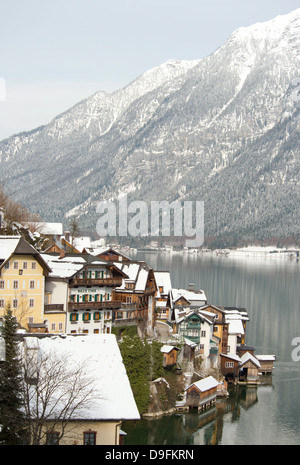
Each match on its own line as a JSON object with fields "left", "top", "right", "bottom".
{"left": 0, "top": 9, "right": 299, "bottom": 242}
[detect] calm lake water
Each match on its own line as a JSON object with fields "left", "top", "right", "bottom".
{"left": 123, "top": 250, "right": 300, "bottom": 445}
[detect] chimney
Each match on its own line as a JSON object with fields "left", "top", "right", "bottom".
{"left": 188, "top": 283, "right": 195, "bottom": 291}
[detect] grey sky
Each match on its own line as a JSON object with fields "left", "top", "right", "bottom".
{"left": 0, "top": 0, "right": 299, "bottom": 140}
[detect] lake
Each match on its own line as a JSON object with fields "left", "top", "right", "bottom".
{"left": 123, "top": 250, "right": 300, "bottom": 445}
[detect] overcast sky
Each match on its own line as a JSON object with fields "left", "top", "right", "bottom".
{"left": 0, "top": 0, "right": 299, "bottom": 140}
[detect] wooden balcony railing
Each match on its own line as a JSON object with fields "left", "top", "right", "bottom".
{"left": 68, "top": 300, "right": 122, "bottom": 311}
{"left": 70, "top": 277, "right": 122, "bottom": 287}
{"left": 44, "top": 304, "right": 64, "bottom": 312}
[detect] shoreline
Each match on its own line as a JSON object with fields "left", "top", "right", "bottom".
{"left": 123, "top": 245, "right": 299, "bottom": 259}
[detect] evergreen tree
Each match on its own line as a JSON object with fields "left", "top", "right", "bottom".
{"left": 0, "top": 304, "right": 26, "bottom": 445}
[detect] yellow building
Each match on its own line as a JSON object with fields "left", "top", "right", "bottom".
{"left": 0, "top": 235, "right": 51, "bottom": 331}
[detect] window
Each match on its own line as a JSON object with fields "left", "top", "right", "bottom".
{"left": 84, "top": 432, "right": 96, "bottom": 445}
{"left": 83, "top": 312, "right": 91, "bottom": 322}
{"left": 0, "top": 299, "right": 4, "bottom": 308}
{"left": 125, "top": 282, "right": 134, "bottom": 290}
{"left": 0, "top": 281, "right": 4, "bottom": 289}
{"left": 30, "top": 280, "right": 35, "bottom": 289}
{"left": 94, "top": 312, "right": 101, "bottom": 321}
{"left": 46, "top": 431, "right": 60, "bottom": 445}
{"left": 23, "top": 262, "right": 28, "bottom": 270}
{"left": 201, "top": 330, "right": 206, "bottom": 337}
{"left": 70, "top": 313, "right": 78, "bottom": 322}
{"left": 29, "top": 299, "right": 34, "bottom": 308}
{"left": 12, "top": 299, "right": 18, "bottom": 308}
{"left": 59, "top": 323, "right": 63, "bottom": 331}
{"left": 4, "top": 261, "right": 9, "bottom": 269}
{"left": 13, "top": 280, "right": 19, "bottom": 289}
{"left": 14, "top": 261, "right": 18, "bottom": 269}
{"left": 51, "top": 323, "right": 56, "bottom": 331}
{"left": 225, "top": 361, "right": 234, "bottom": 368}
{"left": 31, "top": 262, "right": 36, "bottom": 270}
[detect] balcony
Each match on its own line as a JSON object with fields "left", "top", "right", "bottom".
{"left": 44, "top": 304, "right": 64, "bottom": 312}
{"left": 70, "top": 277, "right": 122, "bottom": 287}
{"left": 68, "top": 300, "right": 122, "bottom": 311}
{"left": 113, "top": 318, "right": 137, "bottom": 327}
{"left": 120, "top": 302, "right": 138, "bottom": 310}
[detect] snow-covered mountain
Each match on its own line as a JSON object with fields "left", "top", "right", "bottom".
{"left": 0, "top": 9, "right": 299, "bottom": 243}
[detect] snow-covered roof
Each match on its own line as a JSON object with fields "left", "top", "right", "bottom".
{"left": 239, "top": 352, "right": 261, "bottom": 368}
{"left": 0, "top": 235, "right": 21, "bottom": 261}
{"left": 87, "top": 246, "right": 130, "bottom": 261}
{"left": 220, "top": 353, "right": 241, "bottom": 362}
{"left": 135, "top": 267, "right": 149, "bottom": 291}
{"left": 187, "top": 375, "right": 219, "bottom": 393}
{"left": 0, "top": 236, "right": 52, "bottom": 274}
{"left": 227, "top": 319, "right": 244, "bottom": 335}
{"left": 42, "top": 254, "right": 85, "bottom": 278}
{"left": 21, "top": 334, "right": 140, "bottom": 421}
{"left": 73, "top": 236, "right": 92, "bottom": 252}
{"left": 184, "top": 338, "right": 197, "bottom": 348}
{"left": 225, "top": 310, "right": 248, "bottom": 334}
{"left": 27, "top": 222, "right": 63, "bottom": 236}
{"left": 160, "top": 345, "right": 179, "bottom": 354}
{"left": 256, "top": 355, "right": 276, "bottom": 361}
{"left": 154, "top": 271, "right": 172, "bottom": 297}
{"left": 114, "top": 261, "right": 152, "bottom": 292}
{"left": 171, "top": 288, "right": 207, "bottom": 305}
{"left": 174, "top": 307, "right": 214, "bottom": 326}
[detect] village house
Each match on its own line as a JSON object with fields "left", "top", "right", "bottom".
{"left": 25, "top": 222, "right": 64, "bottom": 246}
{"left": 154, "top": 271, "right": 172, "bottom": 321}
{"left": 220, "top": 351, "right": 263, "bottom": 384}
{"left": 168, "top": 286, "right": 208, "bottom": 320}
{"left": 20, "top": 334, "right": 140, "bottom": 445}
{"left": 112, "top": 260, "right": 157, "bottom": 337}
{"left": 67, "top": 256, "right": 127, "bottom": 335}
{"left": 223, "top": 307, "right": 249, "bottom": 351}
{"left": 199, "top": 304, "right": 229, "bottom": 354}
{"left": 160, "top": 344, "right": 180, "bottom": 368}
{"left": 44, "top": 231, "right": 90, "bottom": 254}
{"left": 0, "top": 236, "right": 51, "bottom": 332}
{"left": 172, "top": 308, "right": 218, "bottom": 369}
{"left": 85, "top": 246, "right": 131, "bottom": 263}
{"left": 42, "top": 252, "right": 128, "bottom": 335}
{"left": 43, "top": 254, "right": 87, "bottom": 334}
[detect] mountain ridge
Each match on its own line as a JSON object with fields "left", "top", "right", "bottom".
{"left": 0, "top": 8, "right": 299, "bottom": 244}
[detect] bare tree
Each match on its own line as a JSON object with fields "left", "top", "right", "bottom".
{"left": 21, "top": 341, "right": 95, "bottom": 445}
{"left": 69, "top": 218, "right": 80, "bottom": 250}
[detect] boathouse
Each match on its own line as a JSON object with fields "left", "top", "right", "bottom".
{"left": 220, "top": 353, "right": 241, "bottom": 382}
{"left": 239, "top": 352, "right": 261, "bottom": 384}
{"left": 256, "top": 355, "right": 276, "bottom": 375}
{"left": 186, "top": 376, "right": 219, "bottom": 411}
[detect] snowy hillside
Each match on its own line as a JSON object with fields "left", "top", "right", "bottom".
{"left": 0, "top": 9, "right": 299, "bottom": 242}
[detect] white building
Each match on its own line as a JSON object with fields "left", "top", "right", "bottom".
{"left": 43, "top": 254, "right": 127, "bottom": 335}
{"left": 20, "top": 334, "right": 140, "bottom": 445}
